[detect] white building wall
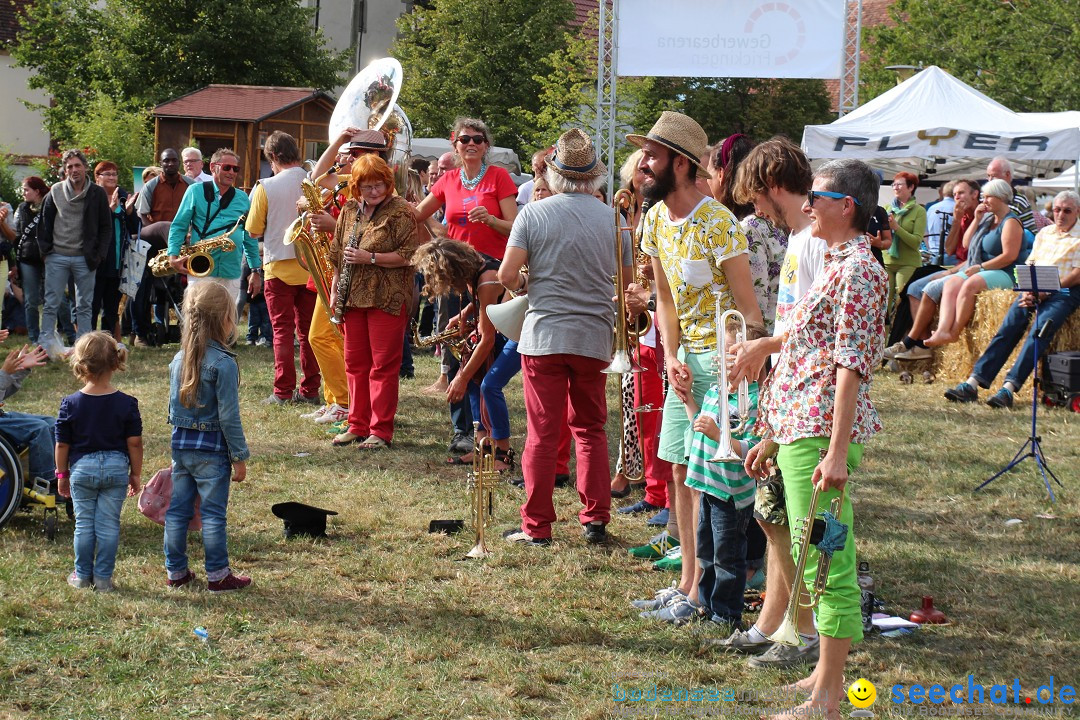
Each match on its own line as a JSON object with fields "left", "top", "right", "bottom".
{"left": 304, "top": 0, "right": 408, "bottom": 94}
{"left": 0, "top": 51, "right": 50, "bottom": 159}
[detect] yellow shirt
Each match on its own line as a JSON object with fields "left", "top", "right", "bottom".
{"left": 245, "top": 183, "right": 310, "bottom": 285}
{"left": 640, "top": 197, "right": 749, "bottom": 352}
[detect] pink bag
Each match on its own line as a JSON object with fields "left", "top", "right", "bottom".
{"left": 138, "top": 467, "right": 202, "bottom": 531}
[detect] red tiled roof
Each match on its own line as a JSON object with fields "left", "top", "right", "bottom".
{"left": 0, "top": 0, "right": 33, "bottom": 47}
{"left": 154, "top": 85, "right": 333, "bottom": 122}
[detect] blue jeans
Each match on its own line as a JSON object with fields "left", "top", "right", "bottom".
{"left": 907, "top": 269, "right": 950, "bottom": 303}
{"left": 696, "top": 492, "right": 754, "bottom": 626}
{"left": 70, "top": 450, "right": 130, "bottom": 581}
{"left": 19, "top": 262, "right": 44, "bottom": 342}
{"left": 467, "top": 338, "right": 521, "bottom": 440}
{"left": 41, "top": 254, "right": 96, "bottom": 346}
{"left": 972, "top": 291, "right": 1080, "bottom": 390}
{"left": 0, "top": 411, "right": 56, "bottom": 478}
{"left": 164, "top": 449, "right": 233, "bottom": 579}
{"left": 245, "top": 299, "right": 271, "bottom": 342}
{"left": 437, "top": 292, "right": 473, "bottom": 437}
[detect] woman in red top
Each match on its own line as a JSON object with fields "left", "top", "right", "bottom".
{"left": 414, "top": 117, "right": 518, "bottom": 260}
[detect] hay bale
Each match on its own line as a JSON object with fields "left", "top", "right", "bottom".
{"left": 936, "top": 288, "right": 1080, "bottom": 382}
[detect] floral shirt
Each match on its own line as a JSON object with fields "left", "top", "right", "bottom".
{"left": 757, "top": 236, "right": 887, "bottom": 445}
{"left": 640, "top": 197, "right": 748, "bottom": 352}
{"left": 330, "top": 195, "right": 418, "bottom": 315}
{"left": 742, "top": 214, "right": 789, "bottom": 336}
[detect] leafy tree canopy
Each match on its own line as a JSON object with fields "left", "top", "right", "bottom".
{"left": 13, "top": 0, "right": 348, "bottom": 142}
{"left": 863, "top": 0, "right": 1080, "bottom": 111}
{"left": 391, "top": 0, "right": 575, "bottom": 160}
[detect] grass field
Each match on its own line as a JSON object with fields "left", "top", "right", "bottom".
{"left": 1, "top": 339, "right": 1078, "bottom": 720}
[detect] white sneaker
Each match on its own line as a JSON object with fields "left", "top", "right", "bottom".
{"left": 301, "top": 404, "right": 329, "bottom": 420}
{"left": 315, "top": 404, "right": 349, "bottom": 424}
{"left": 882, "top": 340, "right": 907, "bottom": 360}
{"left": 894, "top": 344, "right": 933, "bottom": 360}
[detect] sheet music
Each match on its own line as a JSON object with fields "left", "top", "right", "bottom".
{"left": 1014, "top": 265, "right": 1060, "bottom": 293}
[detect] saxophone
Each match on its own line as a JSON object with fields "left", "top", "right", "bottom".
{"left": 331, "top": 208, "right": 361, "bottom": 326}
{"left": 149, "top": 214, "right": 246, "bottom": 278}
{"left": 285, "top": 169, "right": 339, "bottom": 325}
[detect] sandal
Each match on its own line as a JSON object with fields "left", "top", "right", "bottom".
{"left": 332, "top": 432, "right": 361, "bottom": 447}
{"left": 446, "top": 453, "right": 472, "bottom": 465}
{"left": 357, "top": 435, "right": 390, "bottom": 450}
{"left": 494, "top": 447, "right": 515, "bottom": 472}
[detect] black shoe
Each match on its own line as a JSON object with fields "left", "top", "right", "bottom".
{"left": 509, "top": 473, "right": 570, "bottom": 490}
{"left": 448, "top": 433, "right": 474, "bottom": 454}
{"left": 986, "top": 387, "right": 1014, "bottom": 409}
{"left": 611, "top": 484, "right": 633, "bottom": 499}
{"left": 400, "top": 371, "right": 415, "bottom": 380}
{"left": 944, "top": 382, "right": 978, "bottom": 403}
{"left": 618, "top": 499, "right": 661, "bottom": 515}
{"left": 582, "top": 521, "right": 607, "bottom": 544}
{"left": 292, "top": 391, "right": 321, "bottom": 405}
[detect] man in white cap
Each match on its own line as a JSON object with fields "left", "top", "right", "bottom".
{"left": 498, "top": 128, "right": 632, "bottom": 546}
{"left": 627, "top": 111, "right": 764, "bottom": 626}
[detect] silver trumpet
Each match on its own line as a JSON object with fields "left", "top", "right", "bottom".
{"left": 708, "top": 308, "right": 750, "bottom": 464}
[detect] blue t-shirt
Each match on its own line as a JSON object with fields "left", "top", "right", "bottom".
{"left": 56, "top": 390, "right": 142, "bottom": 466}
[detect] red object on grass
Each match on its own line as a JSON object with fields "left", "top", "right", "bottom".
{"left": 910, "top": 595, "right": 948, "bottom": 624}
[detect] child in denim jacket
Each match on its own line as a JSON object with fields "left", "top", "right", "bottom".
{"left": 164, "top": 281, "right": 252, "bottom": 593}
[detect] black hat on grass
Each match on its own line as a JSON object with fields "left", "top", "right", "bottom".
{"left": 271, "top": 502, "right": 338, "bottom": 539}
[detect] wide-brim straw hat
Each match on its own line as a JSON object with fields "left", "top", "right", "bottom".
{"left": 626, "top": 111, "right": 712, "bottom": 178}
{"left": 338, "top": 129, "right": 389, "bottom": 154}
{"left": 546, "top": 128, "right": 606, "bottom": 180}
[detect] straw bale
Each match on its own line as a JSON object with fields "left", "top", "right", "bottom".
{"left": 936, "top": 289, "right": 1080, "bottom": 382}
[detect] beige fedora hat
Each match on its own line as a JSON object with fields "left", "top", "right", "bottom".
{"left": 546, "top": 128, "right": 606, "bottom": 180}
{"left": 626, "top": 111, "right": 711, "bottom": 178}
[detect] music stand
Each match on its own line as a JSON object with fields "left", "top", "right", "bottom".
{"left": 975, "top": 265, "right": 1064, "bottom": 500}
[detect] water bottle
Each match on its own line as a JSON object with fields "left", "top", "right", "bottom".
{"left": 857, "top": 561, "right": 875, "bottom": 634}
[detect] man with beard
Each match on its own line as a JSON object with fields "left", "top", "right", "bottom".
{"left": 707, "top": 136, "right": 825, "bottom": 670}
{"left": 628, "top": 112, "right": 764, "bottom": 626}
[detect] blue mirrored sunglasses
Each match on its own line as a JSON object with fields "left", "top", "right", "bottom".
{"left": 807, "top": 190, "right": 861, "bottom": 207}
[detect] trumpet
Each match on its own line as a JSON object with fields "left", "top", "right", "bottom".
{"left": 149, "top": 214, "right": 246, "bottom": 278}
{"left": 768, "top": 448, "right": 849, "bottom": 647}
{"left": 708, "top": 308, "right": 751, "bottom": 464}
{"left": 605, "top": 188, "right": 644, "bottom": 375}
{"left": 465, "top": 421, "right": 496, "bottom": 559}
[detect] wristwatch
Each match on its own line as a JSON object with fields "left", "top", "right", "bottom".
{"left": 647, "top": 298, "right": 656, "bottom": 312}
{"left": 370, "top": 252, "right": 377, "bottom": 265}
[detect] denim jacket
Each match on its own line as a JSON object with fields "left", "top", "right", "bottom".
{"left": 168, "top": 340, "right": 250, "bottom": 462}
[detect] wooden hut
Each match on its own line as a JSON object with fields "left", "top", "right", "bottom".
{"left": 153, "top": 85, "right": 335, "bottom": 190}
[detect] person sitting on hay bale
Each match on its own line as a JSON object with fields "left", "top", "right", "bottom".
{"left": 945, "top": 190, "right": 1080, "bottom": 408}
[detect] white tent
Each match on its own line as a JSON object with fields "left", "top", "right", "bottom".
{"left": 802, "top": 66, "right": 1080, "bottom": 180}
{"left": 410, "top": 138, "right": 521, "bottom": 174}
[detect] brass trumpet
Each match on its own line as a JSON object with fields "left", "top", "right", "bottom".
{"left": 149, "top": 214, "right": 247, "bottom": 278}
{"left": 768, "top": 448, "right": 849, "bottom": 647}
{"left": 465, "top": 421, "right": 496, "bottom": 559}
{"left": 708, "top": 308, "right": 751, "bottom": 464}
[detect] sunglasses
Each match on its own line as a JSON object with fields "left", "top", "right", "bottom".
{"left": 215, "top": 164, "right": 241, "bottom": 173}
{"left": 807, "top": 190, "right": 860, "bottom": 207}
{"left": 348, "top": 148, "right": 374, "bottom": 158}
{"left": 456, "top": 134, "right": 486, "bottom": 145}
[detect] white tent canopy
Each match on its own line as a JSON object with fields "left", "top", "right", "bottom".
{"left": 802, "top": 66, "right": 1080, "bottom": 181}
{"left": 410, "top": 138, "right": 521, "bottom": 174}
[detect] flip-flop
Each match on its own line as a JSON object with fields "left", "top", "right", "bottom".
{"left": 358, "top": 435, "right": 390, "bottom": 450}
{"left": 332, "top": 432, "right": 361, "bottom": 447}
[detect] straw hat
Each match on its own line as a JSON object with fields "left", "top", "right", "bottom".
{"left": 339, "top": 129, "right": 389, "bottom": 154}
{"left": 546, "top": 128, "right": 606, "bottom": 180}
{"left": 627, "top": 111, "right": 712, "bottom": 178}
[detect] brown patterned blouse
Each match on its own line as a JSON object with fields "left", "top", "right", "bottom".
{"left": 330, "top": 195, "right": 418, "bottom": 316}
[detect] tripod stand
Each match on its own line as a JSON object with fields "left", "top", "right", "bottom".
{"left": 975, "top": 265, "right": 1064, "bottom": 501}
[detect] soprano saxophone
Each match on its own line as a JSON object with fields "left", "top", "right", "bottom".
{"left": 330, "top": 210, "right": 361, "bottom": 326}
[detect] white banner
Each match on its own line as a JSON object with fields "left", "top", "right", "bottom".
{"left": 617, "top": 0, "right": 846, "bottom": 79}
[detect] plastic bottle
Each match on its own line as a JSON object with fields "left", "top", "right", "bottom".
{"left": 857, "top": 561, "right": 875, "bottom": 634}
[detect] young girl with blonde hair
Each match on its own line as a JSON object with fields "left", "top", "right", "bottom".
{"left": 164, "top": 282, "right": 252, "bottom": 592}
{"left": 56, "top": 331, "right": 142, "bottom": 592}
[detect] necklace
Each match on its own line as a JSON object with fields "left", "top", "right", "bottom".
{"left": 460, "top": 162, "right": 488, "bottom": 190}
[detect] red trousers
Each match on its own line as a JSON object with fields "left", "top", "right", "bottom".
{"left": 520, "top": 353, "right": 611, "bottom": 539}
{"left": 264, "top": 278, "right": 320, "bottom": 400}
{"left": 342, "top": 305, "right": 408, "bottom": 443}
{"left": 636, "top": 341, "right": 672, "bottom": 507}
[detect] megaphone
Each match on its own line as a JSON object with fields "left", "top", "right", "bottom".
{"left": 485, "top": 295, "right": 528, "bottom": 342}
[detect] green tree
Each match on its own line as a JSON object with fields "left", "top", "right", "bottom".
{"left": 862, "top": 0, "right": 1080, "bottom": 111}
{"left": 391, "top": 0, "right": 575, "bottom": 159}
{"left": 69, "top": 93, "right": 154, "bottom": 188}
{"left": 12, "top": 0, "right": 348, "bottom": 142}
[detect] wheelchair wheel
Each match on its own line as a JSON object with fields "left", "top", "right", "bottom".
{"left": 0, "top": 435, "right": 25, "bottom": 530}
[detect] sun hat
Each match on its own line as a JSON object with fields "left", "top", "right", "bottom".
{"left": 627, "top": 111, "right": 712, "bottom": 178}
{"left": 546, "top": 128, "right": 606, "bottom": 180}
{"left": 339, "top": 129, "right": 389, "bottom": 154}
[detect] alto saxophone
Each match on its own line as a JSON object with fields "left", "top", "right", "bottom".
{"left": 149, "top": 214, "right": 246, "bottom": 278}
{"left": 331, "top": 209, "right": 361, "bottom": 326}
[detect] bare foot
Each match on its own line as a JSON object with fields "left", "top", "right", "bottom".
{"left": 610, "top": 472, "right": 629, "bottom": 494}
{"left": 423, "top": 376, "right": 449, "bottom": 396}
{"left": 762, "top": 698, "right": 840, "bottom": 720}
{"left": 924, "top": 331, "right": 954, "bottom": 347}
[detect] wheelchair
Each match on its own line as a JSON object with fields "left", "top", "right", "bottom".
{"left": 0, "top": 433, "right": 66, "bottom": 541}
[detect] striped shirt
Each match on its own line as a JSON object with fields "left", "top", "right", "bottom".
{"left": 685, "top": 382, "right": 760, "bottom": 509}
{"left": 171, "top": 426, "right": 227, "bottom": 453}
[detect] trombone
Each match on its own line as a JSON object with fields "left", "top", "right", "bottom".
{"left": 768, "top": 448, "right": 849, "bottom": 646}
{"left": 465, "top": 421, "right": 496, "bottom": 559}
{"left": 604, "top": 188, "right": 645, "bottom": 375}
{"left": 708, "top": 308, "right": 751, "bottom": 464}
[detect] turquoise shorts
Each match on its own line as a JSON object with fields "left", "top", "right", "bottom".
{"left": 658, "top": 347, "right": 717, "bottom": 465}
{"left": 958, "top": 267, "right": 1014, "bottom": 290}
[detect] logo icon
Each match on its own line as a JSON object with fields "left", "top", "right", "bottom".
{"left": 848, "top": 678, "right": 877, "bottom": 717}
